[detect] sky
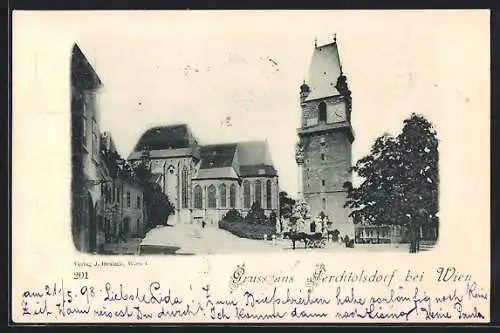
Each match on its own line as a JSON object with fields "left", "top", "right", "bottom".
{"left": 15, "top": 10, "right": 489, "bottom": 197}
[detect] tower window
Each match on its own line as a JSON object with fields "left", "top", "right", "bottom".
{"left": 321, "top": 154, "right": 325, "bottom": 161}
{"left": 318, "top": 102, "right": 327, "bottom": 122}
{"left": 322, "top": 198, "right": 326, "bottom": 210}
{"left": 322, "top": 180, "right": 325, "bottom": 186}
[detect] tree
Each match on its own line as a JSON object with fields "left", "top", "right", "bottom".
{"left": 245, "top": 201, "right": 267, "bottom": 224}
{"left": 289, "top": 200, "right": 312, "bottom": 232}
{"left": 345, "top": 113, "right": 439, "bottom": 253}
{"left": 132, "top": 156, "right": 175, "bottom": 230}
{"left": 279, "top": 191, "right": 296, "bottom": 219}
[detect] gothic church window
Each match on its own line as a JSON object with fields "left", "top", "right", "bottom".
{"left": 255, "top": 180, "right": 262, "bottom": 206}
{"left": 193, "top": 185, "right": 203, "bottom": 209}
{"left": 230, "top": 184, "right": 236, "bottom": 208}
{"left": 181, "top": 166, "right": 188, "bottom": 208}
{"left": 266, "top": 180, "right": 272, "bottom": 209}
{"left": 220, "top": 184, "right": 227, "bottom": 208}
{"left": 318, "top": 102, "right": 327, "bottom": 122}
{"left": 243, "top": 181, "right": 251, "bottom": 209}
{"left": 207, "top": 185, "right": 217, "bottom": 209}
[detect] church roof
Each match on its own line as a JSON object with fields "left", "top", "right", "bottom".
{"left": 128, "top": 124, "right": 278, "bottom": 178}
{"left": 236, "top": 141, "right": 274, "bottom": 166}
{"left": 129, "top": 124, "right": 200, "bottom": 160}
{"left": 194, "top": 167, "right": 239, "bottom": 180}
{"left": 199, "top": 144, "right": 238, "bottom": 169}
{"left": 305, "top": 41, "right": 342, "bottom": 102}
{"left": 239, "top": 164, "right": 277, "bottom": 177}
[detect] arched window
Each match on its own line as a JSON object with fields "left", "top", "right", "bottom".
{"left": 230, "top": 184, "right": 236, "bottom": 208}
{"left": 207, "top": 185, "right": 216, "bottom": 208}
{"left": 243, "top": 181, "right": 251, "bottom": 209}
{"left": 181, "top": 166, "right": 188, "bottom": 208}
{"left": 220, "top": 184, "right": 227, "bottom": 208}
{"left": 318, "top": 102, "right": 327, "bottom": 122}
{"left": 255, "top": 180, "right": 262, "bottom": 206}
{"left": 266, "top": 180, "right": 272, "bottom": 209}
{"left": 193, "top": 185, "right": 203, "bottom": 209}
{"left": 322, "top": 198, "right": 326, "bottom": 210}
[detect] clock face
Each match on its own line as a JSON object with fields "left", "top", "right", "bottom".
{"left": 334, "top": 108, "right": 345, "bottom": 122}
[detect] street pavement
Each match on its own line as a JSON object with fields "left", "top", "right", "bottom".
{"left": 139, "top": 223, "right": 417, "bottom": 255}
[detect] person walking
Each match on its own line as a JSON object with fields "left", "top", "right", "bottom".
{"left": 202, "top": 220, "right": 206, "bottom": 229}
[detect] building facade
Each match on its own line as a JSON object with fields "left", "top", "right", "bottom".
{"left": 102, "top": 176, "right": 148, "bottom": 241}
{"left": 295, "top": 38, "right": 355, "bottom": 238}
{"left": 128, "top": 125, "right": 280, "bottom": 225}
{"left": 70, "top": 43, "right": 104, "bottom": 253}
{"left": 100, "top": 133, "right": 148, "bottom": 244}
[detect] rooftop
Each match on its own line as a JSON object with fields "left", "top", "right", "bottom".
{"left": 304, "top": 41, "right": 343, "bottom": 102}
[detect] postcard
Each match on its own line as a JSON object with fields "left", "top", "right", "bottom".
{"left": 11, "top": 10, "right": 490, "bottom": 323}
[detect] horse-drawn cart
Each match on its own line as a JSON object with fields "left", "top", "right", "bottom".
{"left": 282, "top": 231, "right": 329, "bottom": 249}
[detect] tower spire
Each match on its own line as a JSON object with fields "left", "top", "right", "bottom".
{"left": 314, "top": 37, "right": 317, "bottom": 48}
{"left": 334, "top": 33, "right": 337, "bottom": 43}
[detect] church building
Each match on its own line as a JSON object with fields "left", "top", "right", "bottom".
{"left": 295, "top": 36, "right": 355, "bottom": 238}
{"left": 128, "top": 124, "right": 280, "bottom": 226}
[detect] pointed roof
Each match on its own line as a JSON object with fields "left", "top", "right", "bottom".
{"left": 304, "top": 41, "right": 342, "bottom": 102}
{"left": 71, "top": 43, "right": 102, "bottom": 90}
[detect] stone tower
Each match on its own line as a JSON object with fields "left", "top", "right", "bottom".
{"left": 296, "top": 36, "right": 355, "bottom": 238}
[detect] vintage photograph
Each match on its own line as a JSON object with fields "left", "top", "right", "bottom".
{"left": 70, "top": 12, "right": 439, "bottom": 256}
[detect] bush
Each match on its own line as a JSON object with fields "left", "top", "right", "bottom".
{"left": 245, "top": 201, "right": 267, "bottom": 224}
{"left": 222, "top": 209, "right": 244, "bottom": 223}
{"left": 219, "top": 219, "right": 275, "bottom": 240}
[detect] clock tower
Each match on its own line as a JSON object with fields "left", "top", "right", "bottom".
{"left": 296, "top": 36, "right": 355, "bottom": 238}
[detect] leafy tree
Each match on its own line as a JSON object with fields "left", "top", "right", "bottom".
{"left": 245, "top": 201, "right": 267, "bottom": 224}
{"left": 345, "top": 113, "right": 438, "bottom": 253}
{"left": 279, "top": 191, "right": 296, "bottom": 219}
{"left": 100, "top": 148, "right": 123, "bottom": 178}
{"left": 289, "top": 200, "right": 311, "bottom": 232}
{"left": 131, "top": 155, "right": 175, "bottom": 231}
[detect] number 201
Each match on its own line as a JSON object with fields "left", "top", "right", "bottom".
{"left": 74, "top": 271, "right": 89, "bottom": 280}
